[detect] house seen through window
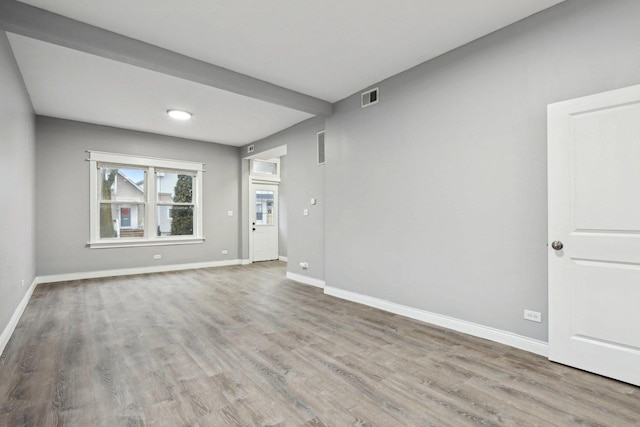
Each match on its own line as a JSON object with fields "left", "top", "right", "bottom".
{"left": 99, "top": 167, "right": 146, "bottom": 238}
{"left": 89, "top": 151, "right": 203, "bottom": 248}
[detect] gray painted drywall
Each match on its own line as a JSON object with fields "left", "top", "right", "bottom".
{"left": 36, "top": 117, "right": 240, "bottom": 276}
{"left": 240, "top": 157, "right": 250, "bottom": 261}
{"left": 0, "top": 30, "right": 36, "bottom": 338}
{"left": 241, "top": 117, "right": 325, "bottom": 279}
{"left": 325, "top": 0, "right": 640, "bottom": 342}
{"left": 0, "top": 1, "right": 332, "bottom": 117}
{"left": 279, "top": 156, "right": 288, "bottom": 258}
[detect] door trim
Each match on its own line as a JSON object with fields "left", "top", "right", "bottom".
{"left": 242, "top": 145, "right": 287, "bottom": 264}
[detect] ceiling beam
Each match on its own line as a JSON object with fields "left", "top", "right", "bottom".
{"left": 0, "top": 0, "right": 333, "bottom": 117}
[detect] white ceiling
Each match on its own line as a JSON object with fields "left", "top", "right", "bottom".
{"left": 7, "top": 0, "right": 565, "bottom": 146}
{"left": 8, "top": 33, "right": 313, "bottom": 146}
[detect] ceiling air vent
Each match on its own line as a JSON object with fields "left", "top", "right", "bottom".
{"left": 361, "top": 87, "right": 379, "bottom": 108}
{"left": 317, "top": 131, "right": 326, "bottom": 165}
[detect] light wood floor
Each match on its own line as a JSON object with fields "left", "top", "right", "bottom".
{"left": 1, "top": 262, "right": 638, "bottom": 426}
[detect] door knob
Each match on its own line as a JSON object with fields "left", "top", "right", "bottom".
{"left": 252, "top": 227, "right": 256, "bottom": 231}
{"left": 551, "top": 241, "right": 563, "bottom": 250}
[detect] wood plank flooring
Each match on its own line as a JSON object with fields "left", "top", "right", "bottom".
{"left": 1, "top": 261, "right": 638, "bottom": 426}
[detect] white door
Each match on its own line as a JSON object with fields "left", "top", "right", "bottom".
{"left": 250, "top": 183, "right": 279, "bottom": 262}
{"left": 548, "top": 84, "right": 640, "bottom": 386}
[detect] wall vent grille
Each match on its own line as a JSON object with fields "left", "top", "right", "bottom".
{"left": 317, "top": 131, "right": 326, "bottom": 165}
{"left": 361, "top": 87, "right": 379, "bottom": 108}
{"left": 247, "top": 144, "right": 255, "bottom": 153}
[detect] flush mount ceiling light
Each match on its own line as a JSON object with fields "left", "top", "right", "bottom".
{"left": 167, "top": 109, "right": 192, "bottom": 120}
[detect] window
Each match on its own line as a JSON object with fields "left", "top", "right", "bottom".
{"left": 255, "top": 190, "right": 275, "bottom": 225}
{"left": 98, "top": 166, "right": 146, "bottom": 239}
{"left": 156, "top": 170, "right": 195, "bottom": 237}
{"left": 89, "top": 151, "right": 204, "bottom": 248}
{"left": 252, "top": 159, "right": 278, "bottom": 175}
{"left": 250, "top": 158, "right": 280, "bottom": 182}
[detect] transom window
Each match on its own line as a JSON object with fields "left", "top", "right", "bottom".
{"left": 89, "top": 151, "right": 204, "bottom": 248}
{"left": 250, "top": 158, "right": 280, "bottom": 182}
{"left": 252, "top": 159, "right": 278, "bottom": 175}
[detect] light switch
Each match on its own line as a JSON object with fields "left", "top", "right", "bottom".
{"left": 311, "top": 198, "right": 316, "bottom": 205}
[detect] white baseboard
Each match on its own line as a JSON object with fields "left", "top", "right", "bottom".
{"left": 0, "top": 278, "right": 38, "bottom": 356}
{"left": 241, "top": 259, "right": 252, "bottom": 265}
{"left": 286, "top": 272, "right": 326, "bottom": 289}
{"left": 324, "top": 286, "right": 548, "bottom": 357}
{"left": 36, "top": 259, "right": 243, "bottom": 285}
{"left": 278, "top": 256, "right": 288, "bottom": 262}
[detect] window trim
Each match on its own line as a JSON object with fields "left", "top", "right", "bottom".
{"left": 249, "top": 158, "right": 281, "bottom": 182}
{"left": 88, "top": 151, "right": 204, "bottom": 248}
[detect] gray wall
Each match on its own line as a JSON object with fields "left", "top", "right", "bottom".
{"left": 242, "top": 117, "right": 325, "bottom": 280}
{"left": 325, "top": 0, "right": 640, "bottom": 342}
{"left": 278, "top": 156, "right": 287, "bottom": 258}
{"left": 36, "top": 117, "right": 240, "bottom": 275}
{"left": 0, "top": 31, "right": 36, "bottom": 336}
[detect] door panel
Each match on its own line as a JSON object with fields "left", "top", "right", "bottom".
{"left": 250, "top": 183, "right": 279, "bottom": 262}
{"left": 573, "top": 103, "right": 640, "bottom": 231}
{"left": 548, "top": 84, "right": 640, "bottom": 386}
{"left": 573, "top": 265, "right": 640, "bottom": 349}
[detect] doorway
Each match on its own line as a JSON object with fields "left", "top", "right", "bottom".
{"left": 243, "top": 145, "right": 287, "bottom": 264}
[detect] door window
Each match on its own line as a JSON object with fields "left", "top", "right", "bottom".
{"left": 255, "top": 190, "right": 274, "bottom": 225}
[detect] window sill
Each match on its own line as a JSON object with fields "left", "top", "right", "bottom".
{"left": 87, "top": 237, "right": 205, "bottom": 249}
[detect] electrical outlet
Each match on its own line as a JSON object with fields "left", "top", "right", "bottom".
{"left": 221, "top": 249, "right": 228, "bottom": 255}
{"left": 303, "top": 209, "right": 309, "bottom": 216}
{"left": 153, "top": 254, "right": 162, "bottom": 260}
{"left": 21, "top": 279, "right": 25, "bottom": 287}
{"left": 524, "top": 309, "right": 542, "bottom": 323}
{"left": 227, "top": 210, "right": 233, "bottom": 217}
{"left": 299, "top": 262, "right": 309, "bottom": 269}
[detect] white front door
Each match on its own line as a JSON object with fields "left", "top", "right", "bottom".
{"left": 250, "top": 183, "right": 279, "bottom": 262}
{"left": 548, "top": 83, "right": 640, "bottom": 386}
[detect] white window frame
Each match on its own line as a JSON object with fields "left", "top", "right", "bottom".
{"left": 249, "top": 158, "right": 281, "bottom": 182}
{"left": 88, "top": 150, "right": 204, "bottom": 248}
